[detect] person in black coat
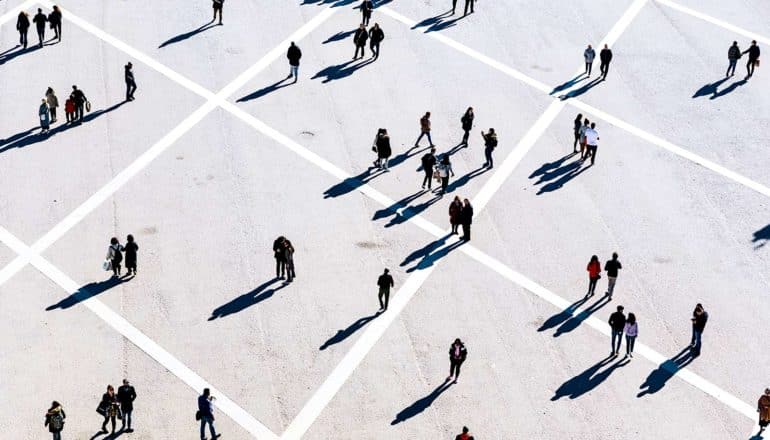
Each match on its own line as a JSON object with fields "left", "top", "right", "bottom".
{"left": 33, "top": 8, "right": 47, "bottom": 47}
{"left": 117, "top": 379, "right": 137, "bottom": 433}
{"left": 212, "top": 0, "right": 224, "bottom": 25}
{"left": 374, "top": 128, "right": 392, "bottom": 170}
{"left": 461, "top": 107, "right": 474, "bottom": 146}
{"left": 368, "top": 23, "right": 384, "bottom": 59}
{"left": 572, "top": 113, "right": 583, "bottom": 153}
{"left": 273, "top": 236, "right": 286, "bottom": 279}
{"left": 16, "top": 12, "right": 30, "bottom": 49}
{"left": 377, "top": 268, "right": 394, "bottom": 311}
{"left": 353, "top": 24, "right": 368, "bottom": 60}
{"left": 608, "top": 305, "right": 626, "bottom": 356}
{"left": 125, "top": 62, "right": 137, "bottom": 101}
{"left": 360, "top": 0, "right": 374, "bottom": 26}
{"left": 45, "top": 401, "right": 66, "bottom": 439}
{"left": 287, "top": 42, "right": 302, "bottom": 82}
{"left": 599, "top": 44, "right": 613, "bottom": 80}
{"left": 690, "top": 303, "right": 708, "bottom": 354}
{"left": 460, "top": 199, "right": 473, "bottom": 241}
{"left": 743, "top": 40, "right": 760, "bottom": 78}
{"left": 48, "top": 6, "right": 62, "bottom": 42}
{"left": 447, "top": 338, "right": 467, "bottom": 383}
{"left": 124, "top": 234, "right": 139, "bottom": 276}
{"left": 420, "top": 147, "right": 437, "bottom": 189}
{"left": 70, "top": 85, "right": 88, "bottom": 123}
{"left": 99, "top": 385, "right": 120, "bottom": 434}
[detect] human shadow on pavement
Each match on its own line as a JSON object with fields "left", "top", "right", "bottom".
{"left": 559, "top": 77, "right": 603, "bottom": 100}
{"left": 208, "top": 278, "right": 287, "bottom": 320}
{"left": 411, "top": 9, "right": 467, "bottom": 33}
{"left": 637, "top": 347, "right": 697, "bottom": 397}
{"left": 388, "top": 145, "right": 430, "bottom": 169}
{"left": 401, "top": 234, "right": 465, "bottom": 273}
{"left": 323, "top": 29, "right": 357, "bottom": 44}
{"left": 301, "top": 0, "right": 357, "bottom": 7}
{"left": 443, "top": 142, "right": 467, "bottom": 158}
{"left": 0, "top": 44, "right": 41, "bottom": 65}
{"left": 391, "top": 380, "right": 454, "bottom": 425}
{"left": 551, "top": 355, "right": 630, "bottom": 400}
{"left": 319, "top": 311, "right": 382, "bottom": 350}
{"left": 373, "top": 190, "right": 427, "bottom": 221}
{"left": 159, "top": 21, "right": 219, "bottom": 48}
{"left": 692, "top": 77, "right": 729, "bottom": 98}
{"left": 752, "top": 224, "right": 770, "bottom": 249}
{"left": 237, "top": 77, "right": 294, "bottom": 102}
{"left": 384, "top": 193, "right": 443, "bottom": 228}
{"left": 445, "top": 166, "right": 490, "bottom": 193}
{"left": 529, "top": 152, "right": 578, "bottom": 183}
{"left": 312, "top": 57, "right": 376, "bottom": 83}
{"left": 538, "top": 296, "right": 590, "bottom": 332}
{"left": 553, "top": 294, "right": 611, "bottom": 337}
{"left": 530, "top": 154, "right": 590, "bottom": 195}
{"left": 0, "top": 101, "right": 127, "bottom": 154}
{"left": 323, "top": 167, "right": 386, "bottom": 198}
{"left": 550, "top": 74, "right": 587, "bottom": 95}
{"left": 46, "top": 277, "right": 130, "bottom": 311}
{"left": 710, "top": 79, "right": 747, "bottom": 99}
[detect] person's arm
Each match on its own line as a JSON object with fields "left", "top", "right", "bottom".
{"left": 389, "top": 276, "right": 394, "bottom": 287}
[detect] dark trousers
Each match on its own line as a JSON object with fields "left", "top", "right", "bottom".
{"left": 484, "top": 147, "right": 494, "bottom": 168}
{"left": 464, "top": 0, "right": 474, "bottom": 15}
{"left": 573, "top": 131, "right": 580, "bottom": 151}
{"left": 362, "top": 11, "right": 371, "bottom": 26}
{"left": 611, "top": 330, "right": 623, "bottom": 354}
{"left": 52, "top": 432, "right": 62, "bottom": 440}
{"left": 75, "top": 103, "right": 84, "bottom": 122}
{"left": 449, "top": 359, "right": 463, "bottom": 377}
{"left": 462, "top": 129, "right": 470, "bottom": 145}
{"left": 19, "top": 29, "right": 28, "bottom": 48}
{"left": 747, "top": 59, "right": 757, "bottom": 77}
{"left": 452, "top": 0, "right": 458, "bottom": 13}
{"left": 585, "top": 61, "right": 593, "bottom": 75}
{"left": 50, "top": 107, "right": 57, "bottom": 121}
{"left": 440, "top": 176, "right": 449, "bottom": 193}
{"left": 600, "top": 61, "right": 609, "bottom": 78}
{"left": 213, "top": 6, "right": 222, "bottom": 23}
{"left": 286, "top": 258, "right": 295, "bottom": 281}
{"left": 102, "top": 414, "right": 116, "bottom": 432}
{"left": 461, "top": 223, "right": 471, "bottom": 240}
{"left": 112, "top": 259, "right": 122, "bottom": 277}
{"left": 587, "top": 276, "right": 598, "bottom": 295}
{"left": 53, "top": 23, "right": 61, "bottom": 40}
{"left": 451, "top": 222, "right": 459, "bottom": 234}
{"left": 378, "top": 287, "right": 390, "bottom": 310}
{"left": 370, "top": 41, "right": 380, "bottom": 58}
{"left": 354, "top": 44, "right": 365, "bottom": 58}
{"left": 126, "top": 81, "right": 137, "bottom": 100}
{"left": 122, "top": 409, "right": 133, "bottom": 429}
{"left": 625, "top": 335, "right": 636, "bottom": 355}
{"left": 276, "top": 258, "right": 286, "bottom": 278}
{"left": 36, "top": 25, "right": 45, "bottom": 46}
{"left": 422, "top": 170, "right": 433, "bottom": 189}
{"left": 690, "top": 327, "right": 702, "bottom": 353}
{"left": 586, "top": 144, "right": 597, "bottom": 164}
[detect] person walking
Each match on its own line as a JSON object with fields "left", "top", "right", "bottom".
{"left": 415, "top": 112, "right": 434, "bottom": 148}
{"left": 39, "top": 99, "right": 51, "bottom": 134}
{"left": 198, "top": 388, "right": 220, "bottom": 440}
{"left": 608, "top": 305, "right": 626, "bottom": 357}
{"left": 437, "top": 155, "right": 455, "bottom": 195}
{"left": 353, "top": 24, "right": 368, "bottom": 60}
{"left": 604, "top": 252, "right": 622, "bottom": 299}
{"left": 368, "top": 23, "right": 384, "bottom": 59}
{"left": 599, "top": 44, "right": 612, "bottom": 80}
{"left": 463, "top": 0, "right": 475, "bottom": 16}
{"left": 455, "top": 426, "right": 475, "bottom": 440}
{"left": 584, "top": 44, "right": 596, "bottom": 77}
{"left": 421, "top": 147, "right": 437, "bottom": 189}
{"left": 572, "top": 113, "right": 583, "bottom": 153}
{"left": 583, "top": 122, "right": 599, "bottom": 165}
{"left": 117, "top": 379, "right": 137, "bottom": 433}
{"left": 447, "top": 338, "right": 467, "bottom": 383}
{"left": 212, "top": 0, "right": 224, "bottom": 25}
{"left": 377, "top": 268, "right": 394, "bottom": 311}
{"left": 16, "top": 11, "right": 30, "bottom": 49}
{"left": 451, "top": 0, "right": 458, "bottom": 15}
{"left": 48, "top": 6, "right": 62, "bottom": 42}
{"left": 726, "top": 41, "right": 741, "bottom": 77}
{"left": 273, "top": 236, "right": 286, "bottom": 279}
{"left": 460, "top": 198, "right": 473, "bottom": 241}
{"left": 125, "top": 62, "right": 137, "bottom": 101}
{"left": 64, "top": 96, "right": 75, "bottom": 124}
{"left": 99, "top": 385, "right": 120, "bottom": 434}
{"left": 375, "top": 128, "right": 392, "bottom": 171}
{"left": 360, "top": 0, "right": 374, "bottom": 26}
{"left": 44, "top": 401, "right": 66, "bottom": 440}
{"left": 743, "top": 40, "right": 760, "bottom": 78}
{"left": 287, "top": 42, "right": 302, "bottom": 82}
{"left": 624, "top": 313, "right": 637, "bottom": 358}
{"left": 46, "top": 88, "right": 59, "bottom": 123}
{"left": 70, "top": 85, "right": 88, "bottom": 124}
{"left": 585, "top": 255, "right": 601, "bottom": 297}
{"left": 578, "top": 118, "right": 590, "bottom": 158}
{"left": 107, "top": 237, "right": 124, "bottom": 277}
{"left": 758, "top": 388, "right": 770, "bottom": 435}
{"left": 283, "top": 238, "right": 296, "bottom": 282}
{"left": 460, "top": 107, "right": 474, "bottom": 146}
{"left": 690, "top": 303, "right": 708, "bottom": 355}
{"left": 124, "top": 234, "right": 139, "bottom": 276}
{"left": 481, "top": 128, "right": 497, "bottom": 168}
{"left": 33, "top": 8, "right": 47, "bottom": 47}
{"left": 449, "top": 196, "right": 462, "bottom": 234}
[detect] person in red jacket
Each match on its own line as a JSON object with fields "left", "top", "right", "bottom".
{"left": 455, "top": 426, "right": 475, "bottom": 440}
{"left": 585, "top": 255, "right": 601, "bottom": 298}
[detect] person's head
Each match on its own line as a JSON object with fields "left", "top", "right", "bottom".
{"left": 488, "top": 128, "right": 495, "bottom": 134}
{"left": 50, "top": 401, "right": 60, "bottom": 409}
{"left": 752, "top": 40, "right": 757, "bottom": 46}
{"left": 590, "top": 255, "right": 598, "bottom": 262}
{"left": 38, "top": 8, "right": 42, "bottom": 13}
{"left": 466, "top": 107, "right": 473, "bottom": 114}
{"left": 627, "top": 313, "right": 636, "bottom": 324}
{"left": 590, "top": 122, "right": 596, "bottom": 129}
{"left": 203, "top": 388, "right": 210, "bottom": 397}
{"left": 425, "top": 111, "right": 431, "bottom": 118}
{"left": 576, "top": 113, "right": 582, "bottom": 120}
{"left": 381, "top": 128, "right": 388, "bottom": 135}
{"left": 41, "top": 98, "right": 47, "bottom": 104}
{"left": 584, "top": 118, "right": 590, "bottom": 126}
{"left": 453, "top": 195, "right": 461, "bottom": 203}
{"left": 383, "top": 268, "right": 389, "bottom": 274}
{"left": 110, "top": 237, "right": 118, "bottom": 245}
{"left": 72, "top": 85, "right": 78, "bottom": 91}
{"left": 127, "top": 234, "right": 134, "bottom": 243}
{"left": 617, "top": 305, "right": 624, "bottom": 313}
{"left": 374, "top": 23, "right": 380, "bottom": 29}
{"left": 587, "top": 44, "right": 592, "bottom": 49}
{"left": 47, "top": 87, "right": 53, "bottom": 94}
{"left": 612, "top": 252, "right": 618, "bottom": 260}
{"left": 453, "top": 338, "right": 462, "bottom": 345}
{"left": 733, "top": 41, "right": 738, "bottom": 46}
{"left": 123, "top": 379, "right": 130, "bottom": 386}
{"left": 290, "top": 41, "right": 295, "bottom": 47}
{"left": 126, "top": 62, "right": 132, "bottom": 69}
{"left": 53, "top": 5, "right": 60, "bottom": 12}
{"left": 463, "top": 198, "right": 470, "bottom": 206}
{"left": 359, "top": 23, "right": 365, "bottom": 29}
{"left": 462, "top": 426, "right": 470, "bottom": 434}
{"left": 604, "top": 44, "right": 608, "bottom": 49}
{"left": 277, "top": 235, "right": 285, "bottom": 242}
{"left": 695, "top": 303, "right": 704, "bottom": 314}
{"left": 107, "top": 385, "right": 114, "bottom": 393}
{"left": 765, "top": 388, "right": 770, "bottom": 396}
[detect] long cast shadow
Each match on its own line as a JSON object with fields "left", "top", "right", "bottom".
{"left": 752, "top": 224, "right": 770, "bottom": 249}
{"left": 411, "top": 9, "right": 465, "bottom": 33}
{"left": 445, "top": 166, "right": 489, "bottom": 193}
{"left": 401, "top": 234, "right": 466, "bottom": 273}
{"left": 319, "top": 311, "right": 382, "bottom": 350}
{"left": 538, "top": 296, "right": 589, "bottom": 332}
{"left": 159, "top": 21, "right": 219, "bottom": 48}
{"left": 312, "top": 57, "right": 376, "bottom": 83}
{"left": 559, "top": 77, "right": 603, "bottom": 100}
{"left": 385, "top": 193, "right": 443, "bottom": 228}
{"left": 322, "top": 29, "right": 356, "bottom": 44}
{"left": 0, "top": 44, "right": 41, "bottom": 65}
{"left": 552, "top": 355, "right": 630, "bottom": 400}
{"left": 237, "top": 77, "right": 293, "bottom": 102}
{"left": 692, "top": 77, "right": 729, "bottom": 98}
{"left": 301, "top": 0, "right": 357, "bottom": 7}
{"left": 711, "top": 79, "right": 747, "bottom": 99}
{"left": 537, "top": 161, "right": 591, "bottom": 194}
{"left": 637, "top": 347, "right": 697, "bottom": 397}
{"left": 391, "top": 380, "right": 453, "bottom": 425}
{"left": 553, "top": 294, "right": 611, "bottom": 337}
{"left": 324, "top": 167, "right": 386, "bottom": 198}
{"left": 529, "top": 152, "right": 578, "bottom": 182}
{"left": 47, "top": 277, "right": 130, "bottom": 310}
{"left": 550, "top": 74, "right": 587, "bottom": 95}
{"left": 373, "top": 190, "right": 428, "bottom": 221}
{"left": 388, "top": 145, "right": 430, "bottom": 169}
{"left": 208, "top": 278, "right": 287, "bottom": 320}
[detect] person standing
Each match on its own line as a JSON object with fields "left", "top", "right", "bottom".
{"left": 608, "top": 305, "right": 626, "bottom": 357}
{"left": 48, "top": 6, "right": 62, "bottom": 42}
{"left": 690, "top": 303, "right": 708, "bottom": 355}
{"left": 758, "top": 389, "right": 770, "bottom": 435}
{"left": 198, "top": 388, "right": 220, "bottom": 440}
{"left": 39, "top": 99, "right": 51, "bottom": 134}
{"left": 375, "top": 128, "right": 392, "bottom": 171}
{"left": 64, "top": 96, "right": 75, "bottom": 124}
{"left": 481, "top": 128, "right": 497, "bottom": 168}
{"left": 584, "top": 44, "right": 595, "bottom": 77}
{"left": 624, "top": 313, "right": 637, "bottom": 358}
{"left": 451, "top": 0, "right": 458, "bottom": 15}
{"left": 117, "top": 379, "right": 137, "bottom": 433}
{"left": 578, "top": 118, "right": 590, "bottom": 158}
{"left": 16, "top": 12, "right": 30, "bottom": 49}
{"left": 585, "top": 255, "right": 601, "bottom": 297}
{"left": 743, "top": 40, "right": 760, "bottom": 78}
{"left": 46, "top": 88, "right": 59, "bottom": 123}
{"left": 449, "top": 196, "right": 462, "bottom": 234}
{"left": 212, "top": 0, "right": 224, "bottom": 25}
{"left": 360, "top": 0, "right": 374, "bottom": 26}
{"left": 583, "top": 122, "right": 599, "bottom": 165}
{"left": 572, "top": 113, "right": 583, "bottom": 153}
{"left": 107, "top": 237, "right": 124, "bottom": 277}
{"left": 455, "top": 426, "right": 475, "bottom": 440}
{"left": 447, "top": 338, "right": 467, "bottom": 383}
{"left": 460, "top": 199, "right": 474, "bottom": 241}
{"left": 463, "top": 0, "right": 475, "bottom": 16}
{"left": 599, "top": 44, "right": 612, "bottom": 80}
{"left": 70, "top": 85, "right": 88, "bottom": 124}
{"left": 99, "top": 385, "right": 120, "bottom": 434}
{"left": 33, "top": 8, "right": 47, "bottom": 47}
{"left": 44, "top": 401, "right": 66, "bottom": 440}
{"left": 726, "top": 41, "right": 741, "bottom": 77}
{"left": 125, "top": 62, "right": 137, "bottom": 101}
{"left": 353, "top": 24, "right": 368, "bottom": 60}
{"left": 124, "top": 234, "right": 139, "bottom": 276}
{"left": 377, "top": 268, "right": 394, "bottom": 311}
{"left": 421, "top": 147, "right": 437, "bottom": 189}
{"left": 283, "top": 238, "right": 296, "bottom": 282}
{"left": 368, "top": 23, "right": 384, "bottom": 59}
{"left": 460, "top": 107, "right": 474, "bottom": 146}
{"left": 415, "top": 112, "right": 434, "bottom": 148}
{"left": 437, "top": 155, "right": 455, "bottom": 195}
{"left": 273, "top": 236, "right": 286, "bottom": 279}
{"left": 287, "top": 42, "right": 302, "bottom": 82}
{"left": 604, "top": 252, "right": 622, "bottom": 299}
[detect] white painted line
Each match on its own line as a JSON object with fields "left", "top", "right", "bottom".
{"left": 655, "top": 0, "right": 770, "bottom": 46}
{"left": 0, "top": 0, "right": 38, "bottom": 26}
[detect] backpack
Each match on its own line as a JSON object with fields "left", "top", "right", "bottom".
{"left": 487, "top": 135, "right": 498, "bottom": 148}
{"left": 49, "top": 412, "right": 64, "bottom": 431}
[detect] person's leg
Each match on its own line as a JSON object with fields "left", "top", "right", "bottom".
{"left": 629, "top": 336, "right": 636, "bottom": 354}
{"left": 747, "top": 59, "right": 753, "bottom": 76}
{"left": 57, "top": 23, "right": 62, "bottom": 40}
{"left": 415, "top": 131, "right": 426, "bottom": 146}
{"left": 470, "top": 0, "right": 474, "bottom": 13}
{"left": 426, "top": 131, "right": 434, "bottom": 146}
{"left": 462, "top": 129, "right": 469, "bottom": 145}
{"left": 208, "top": 417, "right": 217, "bottom": 438}
{"left": 127, "top": 410, "right": 133, "bottom": 430}
{"left": 607, "top": 276, "right": 616, "bottom": 296}
{"left": 694, "top": 330, "right": 702, "bottom": 352}
{"left": 383, "top": 289, "right": 389, "bottom": 310}
{"left": 442, "top": 177, "right": 449, "bottom": 193}
{"left": 50, "top": 107, "right": 56, "bottom": 122}
{"left": 485, "top": 147, "right": 493, "bottom": 168}
{"left": 200, "top": 418, "right": 206, "bottom": 439}
{"left": 378, "top": 288, "right": 385, "bottom": 309}
{"left": 615, "top": 331, "right": 622, "bottom": 354}
{"left": 603, "top": 62, "right": 609, "bottom": 79}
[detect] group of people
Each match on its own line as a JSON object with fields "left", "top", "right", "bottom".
{"left": 37, "top": 85, "right": 90, "bottom": 132}
{"left": 16, "top": 6, "right": 62, "bottom": 49}
{"left": 572, "top": 114, "right": 600, "bottom": 165}
{"left": 96, "top": 381, "right": 137, "bottom": 435}
{"left": 583, "top": 44, "right": 613, "bottom": 80}
{"left": 353, "top": 22, "right": 386, "bottom": 60}
{"left": 448, "top": 196, "right": 474, "bottom": 240}
{"left": 726, "top": 40, "right": 761, "bottom": 78}
{"left": 105, "top": 235, "right": 139, "bottom": 278}
{"left": 272, "top": 236, "right": 296, "bottom": 282}
{"left": 585, "top": 253, "right": 622, "bottom": 299}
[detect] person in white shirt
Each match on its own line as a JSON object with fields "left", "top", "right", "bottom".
{"left": 582, "top": 123, "right": 599, "bottom": 165}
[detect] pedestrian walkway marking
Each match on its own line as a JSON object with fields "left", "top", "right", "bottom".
{"left": 0, "top": 0, "right": 38, "bottom": 26}
{"left": 654, "top": 0, "right": 770, "bottom": 46}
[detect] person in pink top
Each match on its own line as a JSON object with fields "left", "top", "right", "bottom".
{"left": 624, "top": 313, "right": 638, "bottom": 358}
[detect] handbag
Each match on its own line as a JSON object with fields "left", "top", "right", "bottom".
{"left": 85, "top": 101, "right": 92, "bottom": 112}
{"left": 195, "top": 410, "right": 202, "bottom": 421}
{"left": 102, "top": 259, "right": 112, "bottom": 271}
{"left": 96, "top": 401, "right": 108, "bottom": 416}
